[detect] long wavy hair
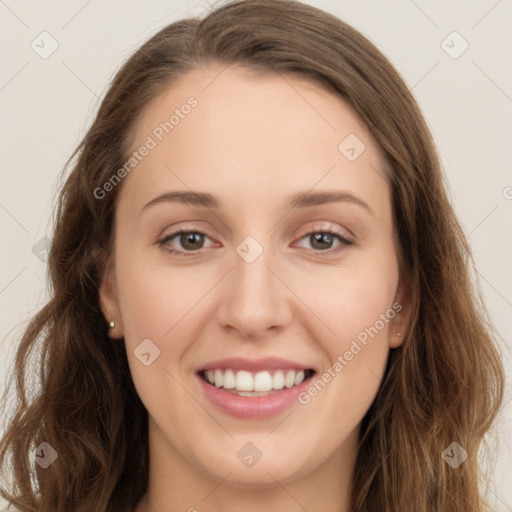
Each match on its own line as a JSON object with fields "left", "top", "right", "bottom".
{"left": 0, "top": 1, "right": 505, "bottom": 510}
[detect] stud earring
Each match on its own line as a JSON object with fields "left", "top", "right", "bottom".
{"left": 109, "top": 320, "right": 115, "bottom": 329}
{"left": 396, "top": 332, "right": 402, "bottom": 337}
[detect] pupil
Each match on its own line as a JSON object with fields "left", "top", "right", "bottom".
{"left": 181, "top": 232, "right": 203, "bottom": 250}
{"left": 311, "top": 232, "right": 332, "bottom": 250}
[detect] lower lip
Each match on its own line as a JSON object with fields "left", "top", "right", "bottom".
{"left": 197, "top": 374, "right": 313, "bottom": 419}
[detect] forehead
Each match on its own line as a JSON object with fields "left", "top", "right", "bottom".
{"left": 120, "top": 64, "right": 388, "bottom": 214}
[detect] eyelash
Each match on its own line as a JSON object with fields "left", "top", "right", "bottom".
{"left": 157, "top": 226, "right": 353, "bottom": 257}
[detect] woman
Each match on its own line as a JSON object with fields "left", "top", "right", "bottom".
{"left": 0, "top": 1, "right": 504, "bottom": 511}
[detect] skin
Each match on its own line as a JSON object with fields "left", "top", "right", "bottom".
{"left": 99, "top": 64, "right": 409, "bottom": 512}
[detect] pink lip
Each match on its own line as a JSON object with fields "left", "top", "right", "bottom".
{"left": 197, "top": 357, "right": 311, "bottom": 373}
{"left": 196, "top": 357, "right": 315, "bottom": 419}
{"left": 198, "top": 377, "right": 312, "bottom": 419}
{"left": 196, "top": 375, "right": 314, "bottom": 421}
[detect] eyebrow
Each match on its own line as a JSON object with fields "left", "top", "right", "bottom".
{"left": 141, "top": 190, "right": 373, "bottom": 215}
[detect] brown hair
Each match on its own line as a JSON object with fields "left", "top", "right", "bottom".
{"left": 0, "top": 1, "right": 504, "bottom": 510}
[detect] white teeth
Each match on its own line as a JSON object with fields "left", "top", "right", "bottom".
{"left": 236, "top": 370, "right": 253, "bottom": 391}
{"left": 272, "top": 370, "right": 285, "bottom": 390}
{"left": 223, "top": 369, "right": 235, "bottom": 389}
{"left": 236, "top": 390, "right": 273, "bottom": 397}
{"left": 214, "top": 369, "right": 223, "bottom": 387}
{"left": 284, "top": 370, "right": 296, "bottom": 389}
{"left": 202, "top": 368, "right": 310, "bottom": 392}
{"left": 253, "top": 371, "right": 273, "bottom": 392}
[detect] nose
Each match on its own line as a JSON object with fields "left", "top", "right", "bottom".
{"left": 215, "top": 240, "right": 292, "bottom": 341}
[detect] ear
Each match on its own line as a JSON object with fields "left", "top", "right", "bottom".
{"left": 388, "top": 278, "right": 412, "bottom": 349}
{"left": 98, "top": 260, "right": 124, "bottom": 339}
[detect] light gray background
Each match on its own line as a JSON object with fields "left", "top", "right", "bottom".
{"left": 1, "top": 0, "right": 511, "bottom": 510}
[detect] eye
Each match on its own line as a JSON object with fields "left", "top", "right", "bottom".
{"left": 158, "top": 229, "right": 216, "bottom": 256}
{"left": 158, "top": 226, "right": 353, "bottom": 257}
{"left": 294, "top": 229, "right": 353, "bottom": 255}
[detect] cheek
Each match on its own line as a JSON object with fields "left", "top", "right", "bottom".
{"left": 115, "top": 251, "right": 208, "bottom": 344}
{"left": 114, "top": 256, "right": 208, "bottom": 428}
{"left": 294, "top": 294, "right": 392, "bottom": 455}
{"left": 114, "top": 254, "right": 217, "bottom": 411}
{"left": 292, "top": 248, "right": 399, "bottom": 349}
{"left": 293, "top": 248, "right": 398, "bottom": 411}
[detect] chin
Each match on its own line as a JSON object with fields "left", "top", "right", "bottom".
{"left": 192, "top": 437, "right": 314, "bottom": 488}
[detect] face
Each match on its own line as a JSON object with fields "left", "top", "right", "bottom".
{"left": 100, "top": 65, "right": 408, "bottom": 492}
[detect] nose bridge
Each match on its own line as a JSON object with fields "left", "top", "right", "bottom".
{"left": 238, "top": 241, "right": 271, "bottom": 285}
{"left": 217, "top": 233, "right": 290, "bottom": 336}
{"left": 233, "top": 234, "right": 278, "bottom": 305}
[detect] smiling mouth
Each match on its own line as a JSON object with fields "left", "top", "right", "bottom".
{"left": 198, "top": 368, "right": 316, "bottom": 397}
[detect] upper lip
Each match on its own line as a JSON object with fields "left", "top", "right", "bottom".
{"left": 197, "top": 357, "right": 313, "bottom": 373}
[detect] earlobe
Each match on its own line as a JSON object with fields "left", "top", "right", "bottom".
{"left": 389, "top": 329, "right": 405, "bottom": 349}
{"left": 389, "top": 279, "right": 412, "bottom": 349}
{"left": 98, "top": 265, "right": 124, "bottom": 339}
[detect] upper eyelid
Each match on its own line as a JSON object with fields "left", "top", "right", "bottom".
{"left": 159, "top": 224, "right": 352, "bottom": 250}
{"left": 160, "top": 222, "right": 350, "bottom": 240}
